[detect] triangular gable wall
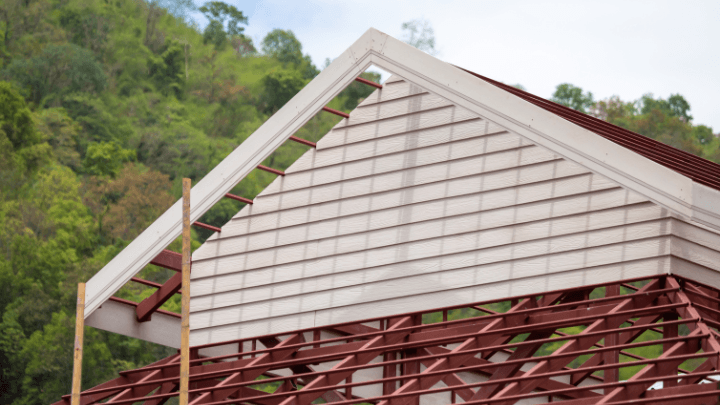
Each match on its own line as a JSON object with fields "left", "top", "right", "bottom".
{"left": 189, "top": 75, "right": 683, "bottom": 345}
{"left": 83, "top": 29, "right": 720, "bottom": 348}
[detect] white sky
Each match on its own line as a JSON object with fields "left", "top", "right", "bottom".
{"left": 190, "top": 0, "right": 720, "bottom": 130}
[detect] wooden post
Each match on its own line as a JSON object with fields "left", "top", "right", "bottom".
{"left": 179, "top": 178, "right": 191, "bottom": 405}
{"left": 71, "top": 283, "right": 85, "bottom": 405}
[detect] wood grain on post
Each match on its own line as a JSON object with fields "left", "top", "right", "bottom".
{"left": 71, "top": 283, "right": 85, "bottom": 405}
{"left": 179, "top": 178, "right": 191, "bottom": 405}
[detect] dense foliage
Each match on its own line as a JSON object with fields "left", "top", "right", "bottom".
{"left": 0, "top": 0, "right": 378, "bottom": 401}
{"left": 0, "top": 2, "right": 716, "bottom": 402}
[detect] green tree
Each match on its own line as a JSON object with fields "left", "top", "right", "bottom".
{"left": 148, "top": 39, "right": 185, "bottom": 97}
{"left": 262, "top": 29, "right": 318, "bottom": 79}
{"left": 199, "top": 1, "right": 249, "bottom": 50}
{"left": 144, "top": 0, "right": 195, "bottom": 50}
{"left": 640, "top": 93, "right": 692, "bottom": 122}
{"left": 261, "top": 68, "right": 305, "bottom": 113}
{"left": 83, "top": 142, "right": 136, "bottom": 177}
{"left": 551, "top": 83, "right": 594, "bottom": 113}
{"left": 2, "top": 44, "right": 106, "bottom": 106}
{"left": 0, "top": 81, "right": 51, "bottom": 173}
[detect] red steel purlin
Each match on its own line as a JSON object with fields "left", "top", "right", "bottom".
{"left": 56, "top": 275, "right": 720, "bottom": 405}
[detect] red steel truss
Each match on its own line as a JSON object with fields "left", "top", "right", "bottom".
{"left": 54, "top": 274, "right": 720, "bottom": 405}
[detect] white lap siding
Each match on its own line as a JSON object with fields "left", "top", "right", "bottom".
{"left": 189, "top": 78, "right": 692, "bottom": 346}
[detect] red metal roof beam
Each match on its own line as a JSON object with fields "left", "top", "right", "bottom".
{"left": 131, "top": 277, "right": 182, "bottom": 295}
{"left": 108, "top": 296, "right": 181, "bottom": 319}
{"left": 257, "top": 164, "right": 285, "bottom": 176}
{"left": 355, "top": 76, "right": 383, "bottom": 89}
{"left": 224, "top": 193, "right": 253, "bottom": 204}
{"left": 150, "top": 249, "right": 182, "bottom": 272}
{"left": 289, "top": 135, "right": 316, "bottom": 148}
{"left": 322, "top": 106, "right": 350, "bottom": 119}
{"left": 193, "top": 221, "right": 221, "bottom": 233}
{"left": 136, "top": 272, "right": 183, "bottom": 322}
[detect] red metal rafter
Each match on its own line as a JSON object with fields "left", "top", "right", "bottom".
{"left": 58, "top": 275, "right": 720, "bottom": 405}
{"left": 193, "top": 221, "right": 221, "bottom": 233}
{"left": 322, "top": 106, "right": 351, "bottom": 119}
{"left": 224, "top": 193, "right": 253, "bottom": 204}
{"left": 355, "top": 76, "right": 383, "bottom": 89}
{"left": 288, "top": 135, "right": 316, "bottom": 148}
{"left": 257, "top": 164, "right": 285, "bottom": 176}
{"left": 150, "top": 249, "right": 182, "bottom": 272}
{"left": 136, "top": 272, "right": 182, "bottom": 322}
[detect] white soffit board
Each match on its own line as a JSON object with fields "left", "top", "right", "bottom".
{"left": 83, "top": 27, "right": 720, "bottom": 323}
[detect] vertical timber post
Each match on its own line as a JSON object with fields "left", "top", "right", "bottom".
{"left": 71, "top": 283, "right": 85, "bottom": 405}
{"left": 179, "top": 178, "right": 191, "bottom": 405}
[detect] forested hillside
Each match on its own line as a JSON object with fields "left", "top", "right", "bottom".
{"left": 0, "top": 1, "right": 716, "bottom": 402}
{"left": 0, "top": 0, "right": 379, "bottom": 401}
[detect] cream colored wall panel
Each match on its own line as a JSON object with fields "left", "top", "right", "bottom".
{"left": 223, "top": 159, "right": 586, "bottom": 237}
{"left": 672, "top": 237, "right": 720, "bottom": 273}
{"left": 189, "top": 311, "right": 316, "bottom": 347}
{"left": 191, "top": 256, "right": 671, "bottom": 344}
{"left": 263, "top": 132, "right": 528, "bottom": 195}
{"left": 671, "top": 218, "right": 720, "bottom": 252}
{"left": 671, "top": 257, "right": 720, "bottom": 290}
{"left": 312, "top": 257, "right": 671, "bottom": 328}
{"left": 234, "top": 146, "right": 559, "bottom": 218}
{"left": 199, "top": 174, "right": 617, "bottom": 260}
{"left": 288, "top": 119, "right": 504, "bottom": 174}
{"left": 319, "top": 106, "right": 479, "bottom": 149}
{"left": 383, "top": 75, "right": 405, "bottom": 85}
{"left": 191, "top": 237, "right": 671, "bottom": 329}
{"left": 358, "top": 80, "right": 426, "bottom": 107}
{"left": 192, "top": 219, "right": 672, "bottom": 313}
{"left": 193, "top": 188, "right": 649, "bottom": 280}
{"left": 193, "top": 203, "right": 668, "bottom": 298}
{"left": 343, "top": 93, "right": 453, "bottom": 126}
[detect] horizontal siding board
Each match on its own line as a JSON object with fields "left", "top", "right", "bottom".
{"left": 194, "top": 188, "right": 649, "bottom": 279}
{"left": 318, "top": 106, "right": 479, "bottom": 149}
{"left": 341, "top": 93, "right": 453, "bottom": 126}
{"left": 191, "top": 257, "right": 670, "bottom": 345}
{"left": 671, "top": 257, "right": 720, "bottom": 291}
{"left": 671, "top": 236, "right": 720, "bottom": 273}
{"left": 357, "top": 80, "right": 427, "bottom": 107}
{"left": 190, "top": 254, "right": 671, "bottom": 338}
{"left": 288, "top": 119, "right": 503, "bottom": 174}
{"left": 194, "top": 203, "right": 668, "bottom": 299}
{"left": 233, "top": 146, "right": 560, "bottom": 218}
{"left": 191, "top": 237, "right": 672, "bottom": 329}
{"left": 192, "top": 219, "right": 673, "bottom": 313}
{"left": 199, "top": 174, "right": 620, "bottom": 260}
{"left": 221, "top": 160, "right": 588, "bottom": 238}
{"left": 192, "top": 203, "right": 669, "bottom": 298}
{"left": 312, "top": 256, "right": 671, "bottom": 328}
{"left": 670, "top": 218, "right": 720, "bottom": 252}
{"left": 264, "top": 131, "right": 527, "bottom": 195}
{"left": 190, "top": 311, "right": 315, "bottom": 347}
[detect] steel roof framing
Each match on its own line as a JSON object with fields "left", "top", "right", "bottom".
{"left": 55, "top": 275, "right": 720, "bottom": 405}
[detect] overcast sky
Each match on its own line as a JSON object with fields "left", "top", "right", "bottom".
{"left": 190, "top": 0, "right": 720, "bottom": 130}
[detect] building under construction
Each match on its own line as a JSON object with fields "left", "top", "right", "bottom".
{"left": 56, "top": 29, "right": 720, "bottom": 405}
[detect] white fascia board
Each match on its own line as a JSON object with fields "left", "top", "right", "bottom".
{"left": 365, "top": 33, "right": 720, "bottom": 232}
{"left": 83, "top": 29, "right": 387, "bottom": 317}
